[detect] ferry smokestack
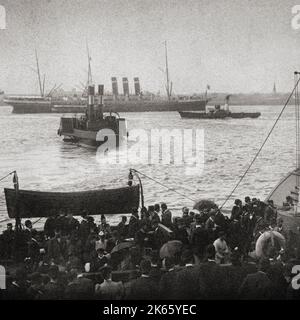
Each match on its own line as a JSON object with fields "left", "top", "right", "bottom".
{"left": 134, "top": 77, "right": 140, "bottom": 96}
{"left": 111, "top": 77, "right": 118, "bottom": 97}
{"left": 87, "top": 85, "right": 95, "bottom": 121}
{"left": 122, "top": 77, "right": 129, "bottom": 97}
{"left": 225, "top": 94, "right": 230, "bottom": 112}
{"left": 98, "top": 85, "right": 104, "bottom": 105}
{"left": 97, "top": 84, "right": 104, "bottom": 119}
{"left": 88, "top": 85, "right": 95, "bottom": 105}
{"left": 98, "top": 85, "right": 104, "bottom": 96}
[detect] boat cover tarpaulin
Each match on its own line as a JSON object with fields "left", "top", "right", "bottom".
{"left": 4, "top": 185, "right": 140, "bottom": 218}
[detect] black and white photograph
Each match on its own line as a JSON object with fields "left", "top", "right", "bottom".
{"left": 1, "top": 0, "right": 300, "bottom": 305}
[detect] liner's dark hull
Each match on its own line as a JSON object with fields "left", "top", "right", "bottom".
{"left": 4, "top": 185, "right": 140, "bottom": 218}
{"left": 8, "top": 99, "right": 207, "bottom": 113}
{"left": 8, "top": 102, "right": 85, "bottom": 114}
{"left": 178, "top": 111, "right": 261, "bottom": 119}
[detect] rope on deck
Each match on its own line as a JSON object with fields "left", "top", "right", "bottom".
{"left": 130, "top": 168, "right": 196, "bottom": 202}
{"left": 0, "top": 171, "right": 15, "bottom": 183}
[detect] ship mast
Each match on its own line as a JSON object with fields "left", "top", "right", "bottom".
{"left": 164, "top": 41, "right": 172, "bottom": 101}
{"left": 35, "top": 48, "right": 44, "bottom": 97}
{"left": 86, "top": 41, "right": 93, "bottom": 86}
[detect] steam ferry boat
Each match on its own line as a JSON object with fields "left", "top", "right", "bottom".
{"left": 58, "top": 85, "right": 127, "bottom": 148}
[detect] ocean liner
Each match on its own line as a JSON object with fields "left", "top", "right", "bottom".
{"left": 4, "top": 44, "right": 207, "bottom": 113}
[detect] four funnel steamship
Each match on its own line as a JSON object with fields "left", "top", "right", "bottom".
{"left": 4, "top": 43, "right": 207, "bottom": 114}
{"left": 4, "top": 77, "right": 207, "bottom": 114}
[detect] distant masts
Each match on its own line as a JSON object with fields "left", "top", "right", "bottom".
{"left": 164, "top": 41, "right": 172, "bottom": 101}
{"left": 86, "top": 41, "right": 93, "bottom": 87}
{"left": 35, "top": 48, "right": 44, "bottom": 97}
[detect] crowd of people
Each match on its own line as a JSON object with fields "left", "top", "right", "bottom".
{"left": 0, "top": 196, "right": 300, "bottom": 300}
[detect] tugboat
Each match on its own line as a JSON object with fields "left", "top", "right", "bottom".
{"left": 58, "top": 85, "right": 127, "bottom": 148}
{"left": 178, "top": 95, "right": 261, "bottom": 119}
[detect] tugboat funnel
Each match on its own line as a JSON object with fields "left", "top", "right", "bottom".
{"left": 122, "top": 77, "right": 129, "bottom": 97}
{"left": 111, "top": 77, "right": 118, "bottom": 97}
{"left": 134, "top": 77, "right": 141, "bottom": 96}
{"left": 88, "top": 85, "right": 95, "bottom": 105}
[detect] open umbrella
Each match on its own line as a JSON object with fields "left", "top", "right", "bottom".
{"left": 159, "top": 240, "right": 183, "bottom": 259}
{"left": 111, "top": 241, "right": 135, "bottom": 254}
{"left": 193, "top": 199, "right": 218, "bottom": 211}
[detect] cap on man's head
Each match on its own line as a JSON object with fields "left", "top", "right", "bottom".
{"left": 25, "top": 220, "right": 32, "bottom": 227}
{"left": 161, "top": 203, "right": 167, "bottom": 209}
{"left": 234, "top": 199, "right": 241, "bottom": 205}
{"left": 182, "top": 207, "right": 189, "bottom": 214}
{"left": 131, "top": 207, "right": 138, "bottom": 214}
{"left": 148, "top": 205, "right": 155, "bottom": 212}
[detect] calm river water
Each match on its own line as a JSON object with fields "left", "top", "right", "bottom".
{"left": 0, "top": 104, "right": 296, "bottom": 228}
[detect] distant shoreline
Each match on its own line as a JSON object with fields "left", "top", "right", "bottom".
{"left": 0, "top": 93, "right": 294, "bottom": 108}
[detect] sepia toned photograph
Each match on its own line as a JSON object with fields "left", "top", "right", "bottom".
{"left": 0, "top": 0, "right": 300, "bottom": 304}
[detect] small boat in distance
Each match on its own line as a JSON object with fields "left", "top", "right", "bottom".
{"left": 179, "top": 95, "right": 261, "bottom": 119}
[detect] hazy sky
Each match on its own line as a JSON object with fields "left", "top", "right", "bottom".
{"left": 1, "top": 0, "right": 300, "bottom": 94}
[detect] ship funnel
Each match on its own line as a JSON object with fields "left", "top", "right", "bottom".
{"left": 111, "top": 77, "right": 118, "bottom": 97}
{"left": 98, "top": 85, "right": 104, "bottom": 96}
{"left": 225, "top": 94, "right": 231, "bottom": 112}
{"left": 87, "top": 85, "right": 95, "bottom": 121}
{"left": 134, "top": 77, "right": 141, "bottom": 96}
{"left": 122, "top": 77, "right": 129, "bottom": 97}
{"left": 88, "top": 85, "right": 95, "bottom": 105}
{"left": 98, "top": 84, "right": 104, "bottom": 105}
{"left": 97, "top": 85, "right": 104, "bottom": 119}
